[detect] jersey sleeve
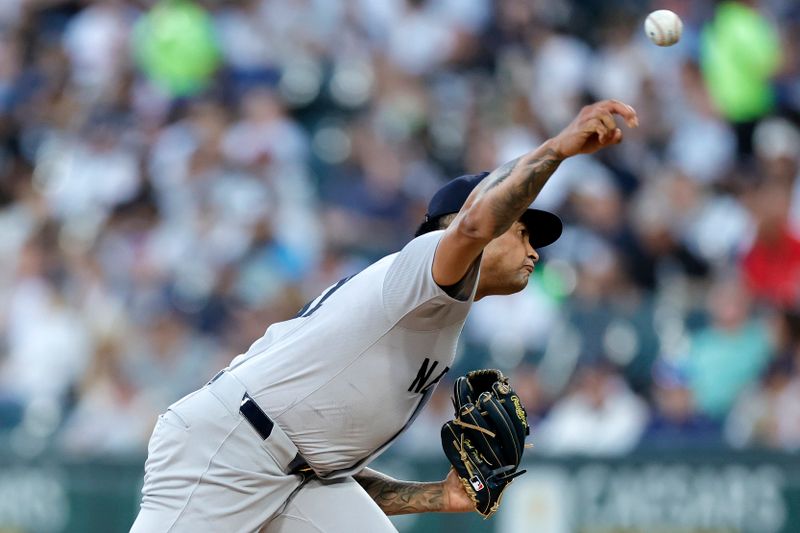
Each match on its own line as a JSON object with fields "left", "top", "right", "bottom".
{"left": 382, "top": 230, "right": 479, "bottom": 322}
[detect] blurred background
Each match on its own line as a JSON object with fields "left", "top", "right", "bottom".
{"left": 0, "top": 0, "right": 799, "bottom": 531}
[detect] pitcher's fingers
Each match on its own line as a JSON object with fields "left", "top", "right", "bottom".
{"left": 602, "top": 100, "right": 638, "bottom": 128}
{"left": 596, "top": 111, "right": 617, "bottom": 134}
{"left": 585, "top": 117, "right": 610, "bottom": 143}
{"left": 600, "top": 126, "right": 622, "bottom": 146}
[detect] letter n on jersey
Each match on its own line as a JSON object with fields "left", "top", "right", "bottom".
{"left": 408, "top": 358, "right": 450, "bottom": 394}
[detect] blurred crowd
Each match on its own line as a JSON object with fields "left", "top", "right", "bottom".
{"left": 1, "top": 0, "right": 800, "bottom": 459}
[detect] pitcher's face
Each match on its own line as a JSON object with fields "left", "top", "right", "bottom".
{"left": 478, "top": 220, "right": 539, "bottom": 297}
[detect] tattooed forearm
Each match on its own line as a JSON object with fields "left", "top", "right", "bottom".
{"left": 488, "top": 148, "right": 561, "bottom": 234}
{"left": 471, "top": 146, "right": 563, "bottom": 237}
{"left": 480, "top": 156, "right": 522, "bottom": 193}
{"left": 355, "top": 469, "right": 444, "bottom": 515}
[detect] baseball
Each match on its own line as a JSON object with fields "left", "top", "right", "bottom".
{"left": 644, "top": 9, "right": 683, "bottom": 47}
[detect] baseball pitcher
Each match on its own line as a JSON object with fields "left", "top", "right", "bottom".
{"left": 130, "top": 100, "right": 638, "bottom": 532}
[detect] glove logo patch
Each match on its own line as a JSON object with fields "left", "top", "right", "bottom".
{"left": 511, "top": 395, "right": 527, "bottom": 427}
{"left": 469, "top": 475, "right": 485, "bottom": 492}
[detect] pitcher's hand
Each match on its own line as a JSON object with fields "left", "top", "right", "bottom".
{"left": 549, "top": 99, "right": 638, "bottom": 158}
{"left": 441, "top": 468, "right": 475, "bottom": 513}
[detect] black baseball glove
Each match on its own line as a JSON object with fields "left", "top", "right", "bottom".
{"left": 440, "top": 369, "right": 529, "bottom": 518}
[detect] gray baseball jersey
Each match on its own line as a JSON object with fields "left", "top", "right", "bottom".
{"left": 225, "top": 230, "right": 479, "bottom": 478}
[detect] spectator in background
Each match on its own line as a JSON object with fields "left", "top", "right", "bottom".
{"left": 62, "top": 0, "right": 135, "bottom": 100}
{"left": 34, "top": 111, "right": 142, "bottom": 223}
{"left": 740, "top": 170, "right": 800, "bottom": 307}
{"left": 725, "top": 357, "right": 800, "bottom": 450}
{"left": 0, "top": 229, "right": 92, "bottom": 416}
{"left": 222, "top": 86, "right": 309, "bottom": 167}
{"left": 59, "top": 334, "right": 160, "bottom": 455}
{"left": 625, "top": 172, "right": 711, "bottom": 293}
{"left": 122, "top": 307, "right": 219, "bottom": 409}
{"left": 700, "top": 0, "right": 781, "bottom": 154}
{"left": 550, "top": 240, "right": 661, "bottom": 393}
{"left": 725, "top": 309, "right": 800, "bottom": 450}
{"left": 668, "top": 61, "right": 738, "bottom": 187}
{"left": 464, "top": 270, "right": 560, "bottom": 369}
{"left": 132, "top": 0, "right": 220, "bottom": 97}
{"left": 641, "top": 360, "right": 721, "bottom": 448}
{"left": 751, "top": 117, "right": 800, "bottom": 235}
{"left": 534, "top": 360, "right": 649, "bottom": 456}
{"left": 683, "top": 276, "right": 772, "bottom": 419}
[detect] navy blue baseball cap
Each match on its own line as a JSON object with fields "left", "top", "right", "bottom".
{"left": 425, "top": 172, "right": 563, "bottom": 249}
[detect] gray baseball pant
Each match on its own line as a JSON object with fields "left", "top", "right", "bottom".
{"left": 130, "top": 371, "right": 397, "bottom": 533}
